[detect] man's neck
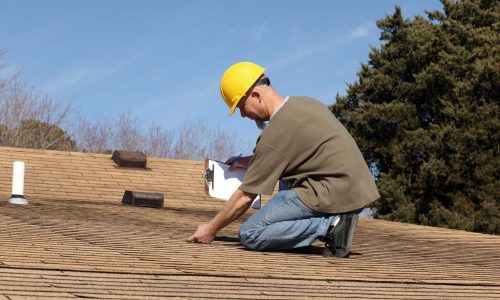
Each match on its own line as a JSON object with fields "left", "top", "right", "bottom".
{"left": 270, "top": 96, "right": 288, "bottom": 119}
{"left": 267, "top": 94, "right": 285, "bottom": 116}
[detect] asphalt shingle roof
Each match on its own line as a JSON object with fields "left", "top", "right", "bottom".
{"left": 0, "top": 146, "right": 499, "bottom": 299}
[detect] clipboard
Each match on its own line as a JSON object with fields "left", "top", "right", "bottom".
{"left": 204, "top": 159, "right": 261, "bottom": 209}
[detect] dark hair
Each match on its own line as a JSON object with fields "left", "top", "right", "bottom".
{"left": 255, "top": 76, "right": 270, "bottom": 86}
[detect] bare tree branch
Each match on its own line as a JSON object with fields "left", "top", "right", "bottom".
{"left": 1, "top": 50, "right": 250, "bottom": 159}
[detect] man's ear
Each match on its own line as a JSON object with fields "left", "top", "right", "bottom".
{"left": 251, "top": 90, "right": 261, "bottom": 102}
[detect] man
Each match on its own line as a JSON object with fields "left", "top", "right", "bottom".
{"left": 187, "top": 62, "right": 379, "bottom": 257}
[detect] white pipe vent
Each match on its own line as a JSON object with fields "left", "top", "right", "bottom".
{"left": 8, "top": 161, "right": 28, "bottom": 205}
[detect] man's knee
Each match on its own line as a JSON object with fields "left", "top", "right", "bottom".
{"left": 238, "top": 226, "right": 264, "bottom": 251}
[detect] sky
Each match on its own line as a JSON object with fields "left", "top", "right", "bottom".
{"left": 0, "top": 0, "right": 443, "bottom": 150}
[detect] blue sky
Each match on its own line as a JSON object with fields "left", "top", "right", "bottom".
{"left": 0, "top": 0, "right": 443, "bottom": 149}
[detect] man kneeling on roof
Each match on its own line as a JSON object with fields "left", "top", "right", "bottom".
{"left": 187, "top": 62, "right": 379, "bottom": 257}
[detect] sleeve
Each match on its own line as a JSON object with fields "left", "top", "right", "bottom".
{"left": 239, "top": 143, "right": 289, "bottom": 195}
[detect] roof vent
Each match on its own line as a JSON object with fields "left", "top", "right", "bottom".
{"left": 122, "top": 190, "right": 164, "bottom": 208}
{"left": 8, "top": 161, "right": 29, "bottom": 205}
{"left": 112, "top": 150, "right": 147, "bottom": 168}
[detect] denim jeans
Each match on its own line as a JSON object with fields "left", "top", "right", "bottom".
{"left": 239, "top": 189, "right": 336, "bottom": 251}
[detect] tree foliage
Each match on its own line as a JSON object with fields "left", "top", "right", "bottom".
{"left": 332, "top": 0, "right": 499, "bottom": 234}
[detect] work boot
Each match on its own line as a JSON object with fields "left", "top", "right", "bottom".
{"left": 323, "top": 211, "right": 360, "bottom": 258}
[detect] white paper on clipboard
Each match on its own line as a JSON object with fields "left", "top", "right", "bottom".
{"left": 204, "top": 159, "right": 261, "bottom": 209}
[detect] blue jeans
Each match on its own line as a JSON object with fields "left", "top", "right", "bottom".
{"left": 239, "top": 190, "right": 336, "bottom": 251}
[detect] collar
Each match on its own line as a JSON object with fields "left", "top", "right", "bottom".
{"left": 270, "top": 96, "right": 289, "bottom": 119}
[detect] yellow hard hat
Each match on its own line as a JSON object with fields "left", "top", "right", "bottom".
{"left": 220, "top": 62, "right": 266, "bottom": 116}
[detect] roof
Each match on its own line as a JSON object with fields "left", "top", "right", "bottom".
{"left": 0, "top": 146, "right": 499, "bottom": 299}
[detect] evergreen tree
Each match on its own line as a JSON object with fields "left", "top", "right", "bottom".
{"left": 17, "top": 119, "right": 76, "bottom": 151}
{"left": 0, "top": 119, "right": 76, "bottom": 151}
{"left": 332, "top": 0, "right": 499, "bottom": 234}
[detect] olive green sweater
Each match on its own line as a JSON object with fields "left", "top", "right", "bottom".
{"left": 240, "top": 96, "right": 379, "bottom": 213}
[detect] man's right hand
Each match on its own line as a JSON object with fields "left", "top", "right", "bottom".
{"left": 225, "top": 155, "right": 252, "bottom": 171}
{"left": 187, "top": 223, "right": 217, "bottom": 244}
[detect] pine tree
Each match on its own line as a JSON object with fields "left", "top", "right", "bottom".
{"left": 332, "top": 0, "right": 499, "bottom": 234}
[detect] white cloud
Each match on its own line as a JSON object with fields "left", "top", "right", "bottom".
{"left": 269, "top": 24, "right": 374, "bottom": 71}
{"left": 270, "top": 42, "right": 339, "bottom": 70}
{"left": 43, "top": 67, "right": 91, "bottom": 93}
{"left": 0, "top": 65, "right": 18, "bottom": 80}
{"left": 41, "top": 59, "right": 133, "bottom": 94}
{"left": 348, "top": 23, "right": 373, "bottom": 39}
{"left": 134, "top": 78, "right": 218, "bottom": 125}
{"left": 253, "top": 23, "right": 268, "bottom": 42}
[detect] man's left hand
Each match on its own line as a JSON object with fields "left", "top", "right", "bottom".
{"left": 187, "top": 223, "right": 216, "bottom": 244}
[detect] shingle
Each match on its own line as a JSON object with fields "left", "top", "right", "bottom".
{"left": 0, "top": 146, "right": 499, "bottom": 299}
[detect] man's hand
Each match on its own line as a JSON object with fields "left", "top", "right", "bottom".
{"left": 225, "top": 154, "right": 241, "bottom": 165}
{"left": 226, "top": 155, "right": 252, "bottom": 171}
{"left": 186, "top": 189, "right": 255, "bottom": 245}
{"left": 186, "top": 223, "right": 216, "bottom": 244}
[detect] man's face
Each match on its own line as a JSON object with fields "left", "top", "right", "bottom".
{"left": 236, "top": 87, "right": 266, "bottom": 122}
{"left": 237, "top": 93, "right": 257, "bottom": 120}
